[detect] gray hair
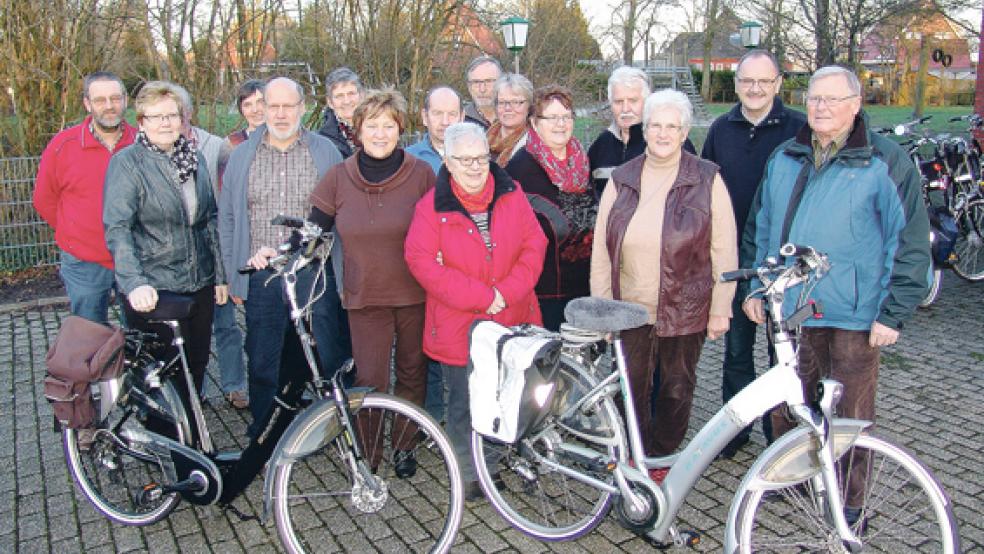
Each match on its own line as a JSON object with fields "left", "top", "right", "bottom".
{"left": 643, "top": 88, "right": 693, "bottom": 130}
{"left": 607, "top": 66, "right": 650, "bottom": 101}
{"left": 325, "top": 67, "right": 363, "bottom": 96}
{"left": 171, "top": 83, "right": 193, "bottom": 116}
{"left": 809, "top": 66, "right": 862, "bottom": 96}
{"left": 466, "top": 56, "right": 503, "bottom": 79}
{"left": 736, "top": 49, "right": 782, "bottom": 76}
{"left": 492, "top": 73, "right": 534, "bottom": 108}
{"left": 265, "top": 77, "right": 306, "bottom": 102}
{"left": 443, "top": 122, "right": 489, "bottom": 157}
{"left": 424, "top": 86, "right": 462, "bottom": 111}
{"left": 83, "top": 71, "right": 126, "bottom": 99}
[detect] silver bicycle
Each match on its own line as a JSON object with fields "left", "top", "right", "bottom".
{"left": 471, "top": 243, "right": 960, "bottom": 552}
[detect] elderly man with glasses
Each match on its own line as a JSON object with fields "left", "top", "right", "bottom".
{"left": 742, "top": 65, "right": 930, "bottom": 527}
{"left": 701, "top": 49, "right": 805, "bottom": 458}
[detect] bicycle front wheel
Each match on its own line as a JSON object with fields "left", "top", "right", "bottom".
{"left": 272, "top": 393, "right": 463, "bottom": 553}
{"left": 732, "top": 433, "right": 960, "bottom": 553}
{"left": 953, "top": 198, "right": 984, "bottom": 281}
{"left": 63, "top": 379, "right": 189, "bottom": 526}
{"left": 472, "top": 359, "right": 619, "bottom": 541}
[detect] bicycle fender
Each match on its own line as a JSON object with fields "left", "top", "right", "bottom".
{"left": 260, "top": 392, "right": 368, "bottom": 522}
{"left": 723, "top": 418, "right": 871, "bottom": 553}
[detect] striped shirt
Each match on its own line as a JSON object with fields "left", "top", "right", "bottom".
{"left": 248, "top": 133, "right": 319, "bottom": 254}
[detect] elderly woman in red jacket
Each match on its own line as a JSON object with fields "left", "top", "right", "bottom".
{"left": 405, "top": 121, "right": 547, "bottom": 501}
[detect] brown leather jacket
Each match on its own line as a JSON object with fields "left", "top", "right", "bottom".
{"left": 605, "top": 151, "right": 718, "bottom": 336}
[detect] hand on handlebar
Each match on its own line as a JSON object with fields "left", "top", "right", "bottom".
{"left": 743, "top": 298, "right": 766, "bottom": 324}
{"left": 248, "top": 246, "right": 278, "bottom": 270}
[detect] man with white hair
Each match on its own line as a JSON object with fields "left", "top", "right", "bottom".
{"left": 587, "top": 66, "right": 694, "bottom": 200}
{"left": 219, "top": 77, "right": 347, "bottom": 438}
{"left": 743, "top": 65, "right": 929, "bottom": 526}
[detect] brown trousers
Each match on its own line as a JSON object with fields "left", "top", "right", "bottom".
{"left": 622, "top": 326, "right": 706, "bottom": 456}
{"left": 348, "top": 304, "right": 427, "bottom": 458}
{"left": 771, "top": 327, "right": 880, "bottom": 507}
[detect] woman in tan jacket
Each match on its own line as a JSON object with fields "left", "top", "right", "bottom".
{"left": 590, "top": 89, "right": 738, "bottom": 482}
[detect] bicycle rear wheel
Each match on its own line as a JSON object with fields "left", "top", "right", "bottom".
{"left": 953, "top": 198, "right": 984, "bottom": 281}
{"left": 63, "top": 379, "right": 189, "bottom": 526}
{"left": 472, "top": 359, "right": 619, "bottom": 541}
{"left": 272, "top": 393, "right": 462, "bottom": 554}
{"left": 732, "top": 433, "right": 960, "bottom": 553}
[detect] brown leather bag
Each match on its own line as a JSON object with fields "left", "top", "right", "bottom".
{"left": 44, "top": 316, "right": 125, "bottom": 429}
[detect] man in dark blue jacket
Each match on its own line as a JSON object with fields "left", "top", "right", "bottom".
{"left": 702, "top": 50, "right": 806, "bottom": 458}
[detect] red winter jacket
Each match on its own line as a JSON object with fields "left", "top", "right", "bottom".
{"left": 405, "top": 164, "right": 547, "bottom": 366}
{"left": 33, "top": 117, "right": 137, "bottom": 268}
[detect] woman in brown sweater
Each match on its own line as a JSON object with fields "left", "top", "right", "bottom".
{"left": 590, "top": 89, "right": 738, "bottom": 482}
{"left": 309, "top": 89, "right": 435, "bottom": 476}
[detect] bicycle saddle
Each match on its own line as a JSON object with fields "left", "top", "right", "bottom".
{"left": 137, "top": 291, "right": 197, "bottom": 321}
{"left": 564, "top": 297, "right": 649, "bottom": 333}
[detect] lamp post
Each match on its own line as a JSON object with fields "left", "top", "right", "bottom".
{"left": 501, "top": 16, "right": 530, "bottom": 74}
{"left": 739, "top": 21, "right": 763, "bottom": 49}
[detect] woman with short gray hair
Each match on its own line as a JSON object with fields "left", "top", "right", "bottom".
{"left": 318, "top": 67, "right": 365, "bottom": 158}
{"left": 590, "top": 89, "right": 737, "bottom": 478}
{"left": 488, "top": 73, "right": 534, "bottom": 167}
{"left": 405, "top": 121, "right": 547, "bottom": 501}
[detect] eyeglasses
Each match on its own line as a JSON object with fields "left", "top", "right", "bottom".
{"left": 646, "top": 122, "right": 683, "bottom": 134}
{"left": 468, "top": 78, "right": 497, "bottom": 87}
{"left": 496, "top": 99, "right": 527, "bottom": 109}
{"left": 142, "top": 113, "right": 181, "bottom": 125}
{"left": 537, "top": 114, "right": 574, "bottom": 124}
{"left": 266, "top": 101, "right": 303, "bottom": 113}
{"left": 89, "top": 95, "right": 125, "bottom": 107}
{"left": 449, "top": 154, "right": 490, "bottom": 167}
{"left": 805, "top": 94, "right": 858, "bottom": 107}
{"left": 736, "top": 76, "right": 780, "bottom": 89}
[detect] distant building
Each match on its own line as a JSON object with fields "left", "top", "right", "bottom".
{"left": 662, "top": 10, "right": 746, "bottom": 71}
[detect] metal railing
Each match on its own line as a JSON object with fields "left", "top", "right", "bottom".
{"left": 0, "top": 156, "right": 56, "bottom": 271}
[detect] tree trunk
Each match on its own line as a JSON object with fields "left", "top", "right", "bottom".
{"left": 701, "top": 0, "right": 719, "bottom": 101}
{"left": 913, "top": 34, "right": 930, "bottom": 118}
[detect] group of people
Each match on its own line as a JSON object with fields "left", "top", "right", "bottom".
{"left": 34, "top": 49, "right": 930, "bottom": 512}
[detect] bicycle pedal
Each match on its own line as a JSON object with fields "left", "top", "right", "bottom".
{"left": 137, "top": 483, "right": 163, "bottom": 506}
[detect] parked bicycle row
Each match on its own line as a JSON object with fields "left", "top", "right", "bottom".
{"left": 36, "top": 55, "right": 962, "bottom": 552}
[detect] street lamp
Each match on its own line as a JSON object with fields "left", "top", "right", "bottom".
{"left": 501, "top": 16, "right": 530, "bottom": 74}
{"left": 739, "top": 21, "right": 763, "bottom": 49}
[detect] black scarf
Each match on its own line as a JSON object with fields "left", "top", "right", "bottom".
{"left": 137, "top": 131, "right": 198, "bottom": 184}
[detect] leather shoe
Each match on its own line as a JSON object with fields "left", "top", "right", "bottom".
{"left": 393, "top": 449, "right": 417, "bottom": 479}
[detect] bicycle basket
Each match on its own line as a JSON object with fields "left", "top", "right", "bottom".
{"left": 468, "top": 320, "right": 562, "bottom": 443}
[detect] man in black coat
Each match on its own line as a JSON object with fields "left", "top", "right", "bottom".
{"left": 701, "top": 49, "right": 806, "bottom": 458}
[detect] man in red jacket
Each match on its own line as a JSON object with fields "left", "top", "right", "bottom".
{"left": 33, "top": 71, "right": 137, "bottom": 323}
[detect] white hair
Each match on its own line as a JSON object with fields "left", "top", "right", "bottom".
{"left": 607, "top": 66, "right": 650, "bottom": 101}
{"left": 809, "top": 66, "right": 862, "bottom": 96}
{"left": 642, "top": 89, "right": 693, "bottom": 130}
{"left": 443, "top": 122, "right": 489, "bottom": 157}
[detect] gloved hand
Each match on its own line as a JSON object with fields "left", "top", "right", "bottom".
{"left": 128, "top": 285, "right": 159, "bottom": 312}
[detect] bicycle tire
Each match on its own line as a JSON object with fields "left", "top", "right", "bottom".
{"left": 952, "top": 198, "right": 984, "bottom": 281}
{"left": 919, "top": 267, "right": 943, "bottom": 307}
{"left": 272, "top": 393, "right": 463, "bottom": 554}
{"left": 472, "top": 358, "right": 618, "bottom": 541}
{"left": 64, "top": 379, "right": 189, "bottom": 526}
{"left": 731, "top": 433, "right": 960, "bottom": 553}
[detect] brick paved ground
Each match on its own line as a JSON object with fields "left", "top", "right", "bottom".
{"left": 1, "top": 276, "right": 982, "bottom": 552}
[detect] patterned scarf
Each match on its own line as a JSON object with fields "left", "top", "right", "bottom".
{"left": 450, "top": 173, "right": 494, "bottom": 214}
{"left": 487, "top": 122, "right": 527, "bottom": 167}
{"left": 338, "top": 119, "right": 360, "bottom": 150}
{"left": 137, "top": 131, "right": 198, "bottom": 184}
{"left": 525, "top": 127, "right": 590, "bottom": 194}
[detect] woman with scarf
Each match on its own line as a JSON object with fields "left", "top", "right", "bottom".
{"left": 405, "top": 122, "right": 547, "bottom": 500}
{"left": 505, "top": 85, "right": 595, "bottom": 330}
{"left": 487, "top": 73, "right": 534, "bottom": 168}
{"left": 103, "top": 80, "right": 227, "bottom": 404}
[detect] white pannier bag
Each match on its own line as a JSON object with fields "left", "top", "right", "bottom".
{"left": 468, "top": 320, "right": 561, "bottom": 443}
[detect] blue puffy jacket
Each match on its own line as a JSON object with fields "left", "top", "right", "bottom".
{"left": 742, "top": 113, "right": 930, "bottom": 331}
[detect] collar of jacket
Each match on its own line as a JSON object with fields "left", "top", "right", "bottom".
{"left": 610, "top": 149, "right": 708, "bottom": 195}
{"left": 786, "top": 111, "right": 873, "bottom": 164}
{"left": 726, "top": 97, "right": 792, "bottom": 127}
{"left": 433, "top": 162, "right": 516, "bottom": 215}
